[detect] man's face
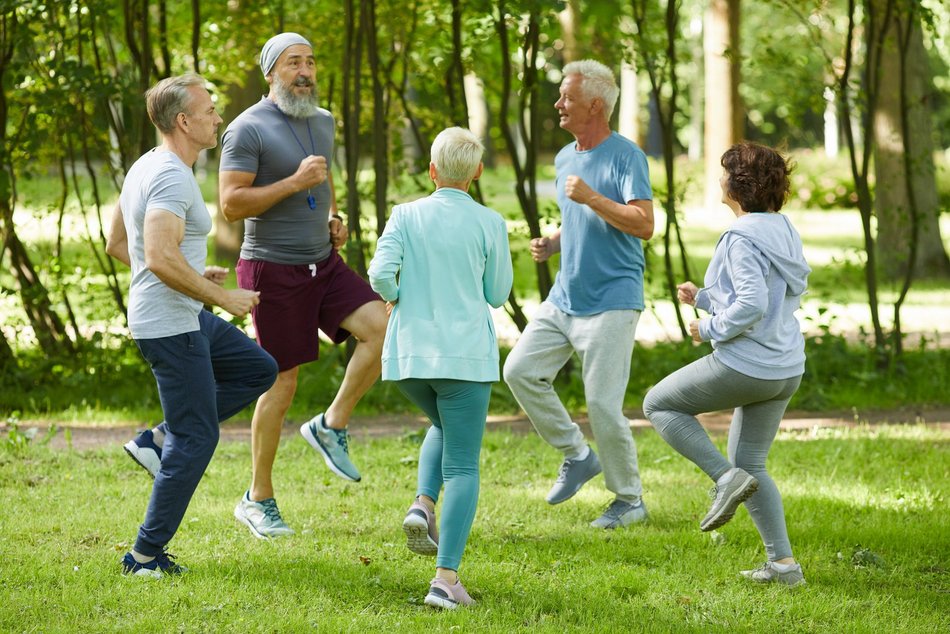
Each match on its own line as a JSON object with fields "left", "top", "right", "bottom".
{"left": 183, "top": 86, "right": 222, "bottom": 150}
{"left": 554, "top": 73, "right": 592, "bottom": 135}
{"left": 269, "top": 44, "right": 318, "bottom": 118}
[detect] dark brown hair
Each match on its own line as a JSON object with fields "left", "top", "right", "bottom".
{"left": 720, "top": 142, "right": 793, "bottom": 213}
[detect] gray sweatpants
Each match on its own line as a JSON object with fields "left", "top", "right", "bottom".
{"left": 503, "top": 301, "right": 642, "bottom": 501}
{"left": 642, "top": 353, "right": 801, "bottom": 560}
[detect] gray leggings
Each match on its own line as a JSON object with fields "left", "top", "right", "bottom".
{"left": 642, "top": 354, "right": 801, "bottom": 561}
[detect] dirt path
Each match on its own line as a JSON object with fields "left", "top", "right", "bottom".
{"left": 9, "top": 405, "right": 949, "bottom": 451}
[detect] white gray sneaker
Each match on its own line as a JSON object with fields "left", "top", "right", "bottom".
{"left": 546, "top": 449, "right": 602, "bottom": 505}
{"left": 590, "top": 497, "right": 648, "bottom": 529}
{"left": 700, "top": 467, "right": 758, "bottom": 532}
{"left": 300, "top": 413, "right": 361, "bottom": 482}
{"left": 234, "top": 491, "right": 295, "bottom": 539}
{"left": 740, "top": 561, "right": 806, "bottom": 587}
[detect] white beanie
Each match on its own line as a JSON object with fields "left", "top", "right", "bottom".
{"left": 259, "top": 32, "right": 312, "bottom": 76}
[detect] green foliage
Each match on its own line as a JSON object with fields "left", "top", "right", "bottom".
{"left": 0, "top": 424, "right": 947, "bottom": 631}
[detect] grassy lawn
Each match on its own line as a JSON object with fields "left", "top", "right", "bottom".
{"left": 2, "top": 423, "right": 947, "bottom": 632}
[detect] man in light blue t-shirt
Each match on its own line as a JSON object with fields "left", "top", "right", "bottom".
{"left": 504, "top": 59, "right": 655, "bottom": 529}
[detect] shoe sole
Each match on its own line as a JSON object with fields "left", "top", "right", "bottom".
{"left": 123, "top": 442, "right": 158, "bottom": 479}
{"left": 590, "top": 507, "right": 649, "bottom": 529}
{"left": 424, "top": 594, "right": 461, "bottom": 610}
{"left": 403, "top": 514, "right": 438, "bottom": 556}
{"left": 546, "top": 461, "right": 603, "bottom": 505}
{"left": 700, "top": 476, "right": 759, "bottom": 532}
{"left": 300, "top": 422, "right": 361, "bottom": 482}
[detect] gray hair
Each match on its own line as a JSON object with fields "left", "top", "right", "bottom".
{"left": 430, "top": 127, "right": 484, "bottom": 184}
{"left": 562, "top": 59, "right": 619, "bottom": 121}
{"left": 145, "top": 73, "right": 207, "bottom": 134}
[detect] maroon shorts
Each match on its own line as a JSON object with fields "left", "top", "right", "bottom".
{"left": 236, "top": 250, "right": 381, "bottom": 371}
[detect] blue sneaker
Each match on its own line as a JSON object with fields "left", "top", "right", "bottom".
{"left": 121, "top": 551, "right": 187, "bottom": 578}
{"left": 124, "top": 429, "right": 162, "bottom": 478}
{"left": 590, "top": 497, "right": 649, "bottom": 529}
{"left": 546, "top": 449, "right": 601, "bottom": 505}
{"left": 300, "top": 414, "right": 361, "bottom": 482}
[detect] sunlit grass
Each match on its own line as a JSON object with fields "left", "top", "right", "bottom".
{"left": 1, "top": 423, "right": 947, "bottom": 632}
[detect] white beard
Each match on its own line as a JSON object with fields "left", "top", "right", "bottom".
{"left": 273, "top": 78, "right": 319, "bottom": 119}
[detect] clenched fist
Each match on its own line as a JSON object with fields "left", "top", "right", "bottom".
{"left": 293, "top": 155, "right": 328, "bottom": 190}
{"left": 564, "top": 175, "right": 596, "bottom": 205}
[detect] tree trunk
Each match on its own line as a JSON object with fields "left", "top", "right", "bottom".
{"left": 703, "top": 0, "right": 742, "bottom": 208}
{"left": 872, "top": 7, "right": 950, "bottom": 280}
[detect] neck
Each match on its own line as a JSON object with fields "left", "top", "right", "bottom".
{"left": 571, "top": 123, "right": 611, "bottom": 152}
{"left": 434, "top": 180, "right": 471, "bottom": 192}
{"left": 160, "top": 135, "right": 198, "bottom": 167}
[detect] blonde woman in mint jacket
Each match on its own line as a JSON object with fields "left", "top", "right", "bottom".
{"left": 643, "top": 142, "right": 811, "bottom": 587}
{"left": 368, "top": 127, "right": 513, "bottom": 609}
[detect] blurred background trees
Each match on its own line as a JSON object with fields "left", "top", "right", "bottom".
{"left": 1, "top": 0, "right": 948, "bottom": 381}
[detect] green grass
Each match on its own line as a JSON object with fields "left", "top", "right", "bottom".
{"left": 1, "top": 424, "right": 947, "bottom": 632}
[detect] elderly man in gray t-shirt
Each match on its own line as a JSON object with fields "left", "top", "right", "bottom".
{"left": 218, "top": 33, "right": 387, "bottom": 539}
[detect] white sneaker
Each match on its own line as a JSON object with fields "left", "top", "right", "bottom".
{"left": 233, "top": 492, "right": 295, "bottom": 539}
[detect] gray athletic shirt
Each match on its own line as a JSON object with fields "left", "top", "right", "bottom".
{"left": 119, "top": 148, "right": 210, "bottom": 339}
{"left": 219, "top": 97, "right": 335, "bottom": 265}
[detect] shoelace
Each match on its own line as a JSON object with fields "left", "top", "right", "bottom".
{"left": 602, "top": 500, "right": 631, "bottom": 519}
{"left": 153, "top": 550, "right": 181, "bottom": 570}
{"left": 332, "top": 428, "right": 349, "bottom": 453}
{"left": 554, "top": 460, "right": 576, "bottom": 484}
{"left": 707, "top": 485, "right": 721, "bottom": 502}
{"left": 259, "top": 499, "right": 284, "bottom": 522}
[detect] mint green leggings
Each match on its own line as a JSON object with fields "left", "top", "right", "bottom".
{"left": 397, "top": 378, "right": 491, "bottom": 571}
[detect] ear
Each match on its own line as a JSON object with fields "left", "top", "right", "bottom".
{"left": 473, "top": 162, "right": 484, "bottom": 181}
{"left": 589, "top": 98, "right": 603, "bottom": 115}
{"left": 428, "top": 162, "right": 437, "bottom": 181}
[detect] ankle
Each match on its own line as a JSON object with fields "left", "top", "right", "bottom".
{"left": 417, "top": 495, "right": 436, "bottom": 513}
{"left": 435, "top": 568, "right": 458, "bottom": 585}
{"left": 131, "top": 550, "right": 155, "bottom": 564}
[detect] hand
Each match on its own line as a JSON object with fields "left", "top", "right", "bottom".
{"left": 688, "top": 319, "right": 702, "bottom": 343}
{"left": 329, "top": 216, "right": 348, "bottom": 250}
{"left": 220, "top": 288, "right": 260, "bottom": 318}
{"left": 385, "top": 300, "right": 396, "bottom": 317}
{"left": 564, "top": 175, "right": 597, "bottom": 205}
{"left": 293, "top": 155, "right": 328, "bottom": 190}
{"left": 530, "top": 237, "right": 553, "bottom": 263}
{"left": 203, "top": 265, "right": 229, "bottom": 286}
{"left": 677, "top": 282, "right": 699, "bottom": 306}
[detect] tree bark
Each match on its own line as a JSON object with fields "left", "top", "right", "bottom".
{"left": 703, "top": 0, "right": 742, "bottom": 208}
{"left": 872, "top": 5, "right": 950, "bottom": 280}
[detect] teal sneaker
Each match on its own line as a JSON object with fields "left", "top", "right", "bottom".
{"left": 300, "top": 414, "right": 361, "bottom": 482}
{"left": 234, "top": 491, "right": 295, "bottom": 539}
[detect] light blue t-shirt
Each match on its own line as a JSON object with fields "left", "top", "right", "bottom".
{"left": 547, "top": 132, "right": 653, "bottom": 315}
{"left": 220, "top": 97, "right": 335, "bottom": 265}
{"left": 119, "top": 148, "right": 211, "bottom": 339}
{"left": 368, "top": 188, "right": 513, "bottom": 382}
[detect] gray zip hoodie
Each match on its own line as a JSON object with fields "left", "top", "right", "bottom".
{"left": 694, "top": 212, "right": 811, "bottom": 380}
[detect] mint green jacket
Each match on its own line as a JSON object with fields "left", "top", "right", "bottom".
{"left": 368, "top": 187, "right": 513, "bottom": 382}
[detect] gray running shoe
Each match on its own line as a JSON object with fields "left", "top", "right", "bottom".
{"left": 590, "top": 497, "right": 649, "bottom": 529}
{"left": 300, "top": 413, "right": 361, "bottom": 482}
{"left": 700, "top": 467, "right": 758, "bottom": 532}
{"left": 403, "top": 499, "right": 439, "bottom": 556}
{"left": 740, "top": 561, "right": 806, "bottom": 587}
{"left": 424, "top": 577, "right": 475, "bottom": 609}
{"left": 234, "top": 491, "right": 295, "bottom": 539}
{"left": 546, "top": 449, "right": 602, "bottom": 505}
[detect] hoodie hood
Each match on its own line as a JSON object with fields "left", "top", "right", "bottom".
{"left": 724, "top": 213, "right": 811, "bottom": 297}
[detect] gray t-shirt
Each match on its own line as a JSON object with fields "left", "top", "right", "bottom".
{"left": 219, "top": 97, "right": 335, "bottom": 265}
{"left": 119, "top": 148, "right": 211, "bottom": 339}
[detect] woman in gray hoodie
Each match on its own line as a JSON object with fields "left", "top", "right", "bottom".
{"left": 643, "top": 142, "right": 811, "bottom": 587}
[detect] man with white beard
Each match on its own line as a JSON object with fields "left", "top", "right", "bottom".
{"left": 216, "top": 32, "right": 387, "bottom": 538}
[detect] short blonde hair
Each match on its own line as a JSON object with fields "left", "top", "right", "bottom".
{"left": 562, "top": 59, "right": 619, "bottom": 121}
{"left": 430, "top": 127, "right": 484, "bottom": 184}
{"left": 145, "top": 73, "right": 207, "bottom": 134}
